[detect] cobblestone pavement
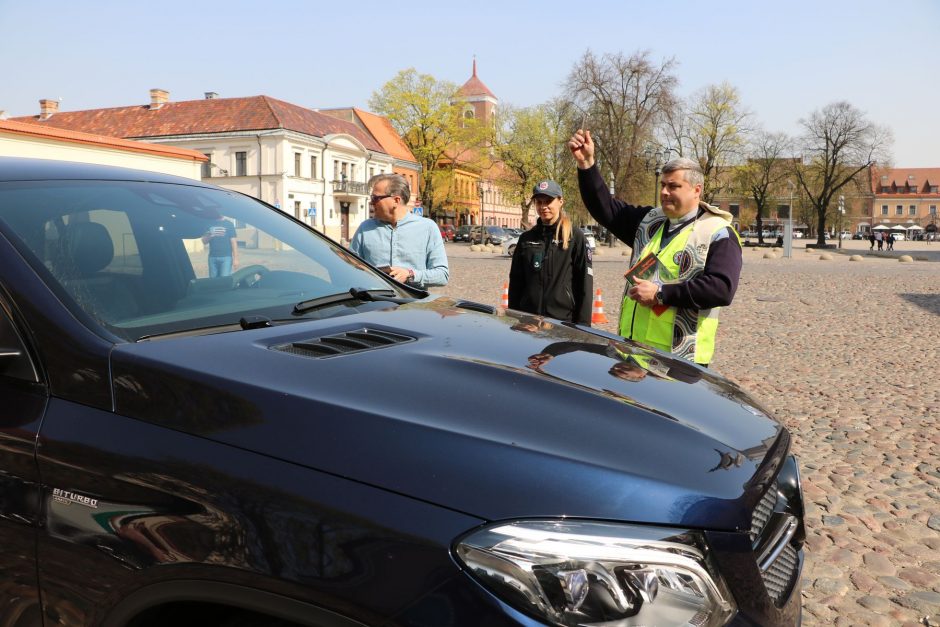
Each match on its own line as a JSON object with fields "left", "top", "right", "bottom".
{"left": 435, "top": 239, "right": 940, "bottom": 626}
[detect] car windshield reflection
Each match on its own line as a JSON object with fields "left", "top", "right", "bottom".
{"left": 0, "top": 180, "right": 407, "bottom": 340}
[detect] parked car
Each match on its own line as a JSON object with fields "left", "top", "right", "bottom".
{"left": 502, "top": 235, "right": 519, "bottom": 256}
{"left": 469, "top": 225, "right": 509, "bottom": 245}
{"left": 852, "top": 232, "right": 864, "bottom": 240}
{"left": 439, "top": 223, "right": 455, "bottom": 241}
{"left": 453, "top": 224, "right": 472, "bottom": 242}
{"left": 580, "top": 227, "right": 597, "bottom": 250}
{"left": 0, "top": 157, "right": 804, "bottom": 627}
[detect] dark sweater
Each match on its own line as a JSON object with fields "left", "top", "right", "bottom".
{"left": 577, "top": 165, "right": 741, "bottom": 310}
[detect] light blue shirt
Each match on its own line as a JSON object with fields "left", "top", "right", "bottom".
{"left": 350, "top": 212, "right": 449, "bottom": 287}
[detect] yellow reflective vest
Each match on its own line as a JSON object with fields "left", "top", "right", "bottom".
{"left": 620, "top": 206, "right": 740, "bottom": 365}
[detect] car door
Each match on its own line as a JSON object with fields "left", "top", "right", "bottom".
{"left": 0, "top": 295, "right": 48, "bottom": 626}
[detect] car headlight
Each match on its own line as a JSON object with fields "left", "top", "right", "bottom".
{"left": 455, "top": 520, "right": 736, "bottom": 626}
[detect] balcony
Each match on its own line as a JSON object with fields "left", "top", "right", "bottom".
{"left": 331, "top": 179, "right": 368, "bottom": 198}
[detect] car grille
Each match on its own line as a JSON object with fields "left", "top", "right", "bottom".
{"left": 750, "top": 468, "right": 802, "bottom": 608}
{"left": 762, "top": 543, "right": 800, "bottom": 605}
{"left": 274, "top": 328, "right": 415, "bottom": 358}
{"left": 749, "top": 488, "right": 777, "bottom": 542}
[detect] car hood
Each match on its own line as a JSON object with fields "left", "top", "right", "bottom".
{"left": 110, "top": 297, "right": 786, "bottom": 531}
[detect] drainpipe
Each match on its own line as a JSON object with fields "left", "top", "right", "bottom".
{"left": 257, "top": 134, "right": 264, "bottom": 202}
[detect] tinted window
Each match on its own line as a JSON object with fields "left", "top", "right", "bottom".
{"left": 0, "top": 181, "right": 404, "bottom": 341}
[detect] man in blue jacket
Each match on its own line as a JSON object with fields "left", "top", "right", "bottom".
{"left": 350, "top": 173, "right": 449, "bottom": 287}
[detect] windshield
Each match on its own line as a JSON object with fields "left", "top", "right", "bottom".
{"left": 0, "top": 180, "right": 406, "bottom": 340}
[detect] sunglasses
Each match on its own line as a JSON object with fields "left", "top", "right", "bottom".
{"left": 370, "top": 193, "right": 395, "bottom": 204}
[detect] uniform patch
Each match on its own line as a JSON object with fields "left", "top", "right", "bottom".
{"left": 647, "top": 219, "right": 666, "bottom": 239}
{"left": 538, "top": 181, "right": 549, "bottom": 191}
{"left": 674, "top": 250, "right": 693, "bottom": 275}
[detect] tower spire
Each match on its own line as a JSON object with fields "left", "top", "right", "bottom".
{"left": 472, "top": 56, "right": 477, "bottom": 77}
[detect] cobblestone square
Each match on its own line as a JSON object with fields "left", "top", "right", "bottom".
{"left": 436, "top": 239, "right": 940, "bottom": 625}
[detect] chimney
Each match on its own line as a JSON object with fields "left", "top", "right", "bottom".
{"left": 149, "top": 88, "right": 169, "bottom": 110}
{"left": 204, "top": 91, "right": 218, "bottom": 99}
{"left": 39, "top": 99, "right": 59, "bottom": 120}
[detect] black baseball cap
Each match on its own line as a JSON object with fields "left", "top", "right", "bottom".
{"left": 532, "top": 179, "right": 563, "bottom": 199}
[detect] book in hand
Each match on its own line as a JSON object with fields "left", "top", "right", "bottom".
{"left": 624, "top": 252, "right": 669, "bottom": 316}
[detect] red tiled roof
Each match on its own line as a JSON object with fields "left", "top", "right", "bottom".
{"left": 457, "top": 60, "right": 496, "bottom": 99}
{"left": 11, "top": 95, "right": 385, "bottom": 153}
{"left": 0, "top": 119, "right": 207, "bottom": 161}
{"left": 350, "top": 108, "right": 417, "bottom": 163}
{"left": 873, "top": 167, "right": 940, "bottom": 193}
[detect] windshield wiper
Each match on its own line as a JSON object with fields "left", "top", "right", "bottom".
{"left": 293, "top": 288, "right": 416, "bottom": 315}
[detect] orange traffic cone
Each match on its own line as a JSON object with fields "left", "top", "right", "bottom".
{"left": 500, "top": 282, "right": 509, "bottom": 308}
{"left": 591, "top": 288, "right": 609, "bottom": 324}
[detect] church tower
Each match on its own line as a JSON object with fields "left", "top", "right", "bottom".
{"left": 456, "top": 59, "right": 498, "bottom": 124}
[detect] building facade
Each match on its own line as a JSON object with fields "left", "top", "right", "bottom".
{"left": 13, "top": 92, "right": 400, "bottom": 244}
{"left": 867, "top": 167, "right": 940, "bottom": 237}
{"left": 0, "top": 118, "right": 205, "bottom": 179}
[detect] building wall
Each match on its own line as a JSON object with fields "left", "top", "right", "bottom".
{"left": 0, "top": 133, "right": 203, "bottom": 179}
{"left": 145, "top": 131, "right": 395, "bottom": 244}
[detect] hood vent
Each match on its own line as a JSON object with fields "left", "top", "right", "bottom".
{"left": 455, "top": 300, "right": 496, "bottom": 315}
{"left": 275, "top": 328, "right": 415, "bottom": 359}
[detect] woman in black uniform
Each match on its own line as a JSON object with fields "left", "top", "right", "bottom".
{"left": 508, "top": 179, "right": 593, "bottom": 325}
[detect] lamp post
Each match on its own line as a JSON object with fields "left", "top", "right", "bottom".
{"left": 644, "top": 147, "right": 674, "bottom": 206}
{"left": 837, "top": 195, "right": 845, "bottom": 250}
{"left": 785, "top": 180, "right": 795, "bottom": 258}
{"left": 477, "top": 179, "right": 485, "bottom": 245}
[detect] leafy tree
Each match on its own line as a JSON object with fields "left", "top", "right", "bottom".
{"left": 792, "top": 101, "right": 892, "bottom": 246}
{"left": 493, "top": 100, "right": 579, "bottom": 227}
{"left": 369, "top": 68, "right": 488, "bottom": 220}
{"left": 735, "top": 131, "right": 792, "bottom": 243}
{"left": 668, "top": 82, "right": 752, "bottom": 202}
{"left": 563, "top": 49, "right": 678, "bottom": 206}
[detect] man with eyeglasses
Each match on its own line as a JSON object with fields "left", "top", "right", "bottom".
{"left": 350, "top": 173, "right": 449, "bottom": 287}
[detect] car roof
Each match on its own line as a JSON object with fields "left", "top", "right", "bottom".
{"left": 0, "top": 157, "right": 216, "bottom": 188}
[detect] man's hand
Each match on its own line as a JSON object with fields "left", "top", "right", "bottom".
{"left": 627, "top": 277, "right": 659, "bottom": 307}
{"left": 232, "top": 258, "right": 239, "bottom": 271}
{"left": 568, "top": 129, "right": 595, "bottom": 169}
{"left": 526, "top": 353, "right": 553, "bottom": 371}
{"left": 387, "top": 266, "right": 413, "bottom": 283}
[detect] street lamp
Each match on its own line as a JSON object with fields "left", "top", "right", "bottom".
{"left": 785, "top": 180, "right": 796, "bottom": 258}
{"left": 476, "top": 179, "right": 485, "bottom": 245}
{"left": 644, "top": 147, "right": 674, "bottom": 206}
{"left": 837, "top": 195, "right": 845, "bottom": 250}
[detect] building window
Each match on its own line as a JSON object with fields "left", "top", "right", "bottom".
{"left": 201, "top": 154, "right": 212, "bottom": 178}
{"left": 294, "top": 153, "right": 302, "bottom": 177}
{"left": 930, "top": 186, "right": 939, "bottom": 193}
{"left": 235, "top": 152, "right": 247, "bottom": 177}
{"left": 333, "top": 160, "right": 339, "bottom": 180}
{"left": 369, "top": 167, "right": 375, "bottom": 179}
{"left": 880, "top": 186, "right": 890, "bottom": 193}
{"left": 896, "top": 205, "right": 903, "bottom": 216}
{"left": 350, "top": 164, "right": 356, "bottom": 180}
{"left": 909, "top": 205, "right": 917, "bottom": 216}
{"left": 881, "top": 205, "right": 888, "bottom": 215}
{"left": 310, "top": 156, "right": 318, "bottom": 179}
{"left": 930, "top": 205, "right": 937, "bottom": 215}
{"left": 728, "top": 204, "right": 740, "bottom": 218}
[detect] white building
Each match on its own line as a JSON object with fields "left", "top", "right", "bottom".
{"left": 13, "top": 91, "right": 401, "bottom": 243}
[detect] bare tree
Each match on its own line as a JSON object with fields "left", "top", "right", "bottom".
{"left": 735, "top": 131, "right": 792, "bottom": 244}
{"left": 563, "top": 49, "right": 678, "bottom": 205}
{"left": 793, "top": 101, "right": 892, "bottom": 246}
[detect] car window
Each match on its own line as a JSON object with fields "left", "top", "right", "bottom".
{"left": 0, "top": 301, "right": 38, "bottom": 382}
{"left": 0, "top": 180, "right": 405, "bottom": 341}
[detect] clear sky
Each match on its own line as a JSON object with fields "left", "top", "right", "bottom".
{"left": 2, "top": 0, "right": 937, "bottom": 166}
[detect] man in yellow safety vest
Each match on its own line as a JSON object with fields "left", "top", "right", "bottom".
{"left": 568, "top": 129, "right": 742, "bottom": 366}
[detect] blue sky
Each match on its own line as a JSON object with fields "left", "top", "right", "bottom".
{"left": 2, "top": 0, "right": 937, "bottom": 165}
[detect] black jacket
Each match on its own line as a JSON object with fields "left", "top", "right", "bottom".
{"left": 508, "top": 221, "right": 593, "bottom": 324}
{"left": 577, "top": 165, "right": 741, "bottom": 311}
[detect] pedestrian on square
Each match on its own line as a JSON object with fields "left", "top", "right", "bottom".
{"left": 350, "top": 173, "right": 449, "bottom": 287}
{"left": 875, "top": 230, "right": 883, "bottom": 250}
{"left": 202, "top": 216, "right": 239, "bottom": 277}
{"left": 567, "top": 129, "right": 742, "bottom": 367}
{"left": 869, "top": 232, "right": 875, "bottom": 250}
{"left": 508, "top": 179, "right": 593, "bottom": 325}
{"left": 886, "top": 232, "right": 895, "bottom": 250}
